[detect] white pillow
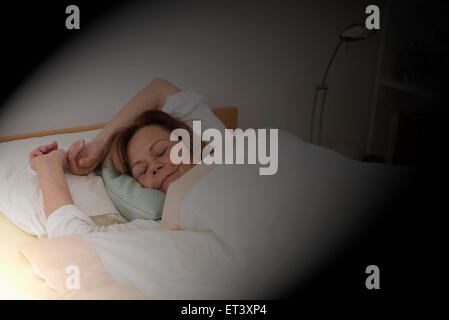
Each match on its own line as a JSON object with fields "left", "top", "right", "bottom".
{"left": 0, "top": 129, "right": 124, "bottom": 239}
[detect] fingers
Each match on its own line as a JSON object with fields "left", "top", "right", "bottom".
{"left": 79, "top": 155, "right": 94, "bottom": 167}
{"left": 30, "top": 148, "right": 43, "bottom": 157}
{"left": 29, "top": 148, "right": 43, "bottom": 162}
{"left": 37, "top": 141, "right": 58, "bottom": 154}
{"left": 30, "top": 141, "right": 56, "bottom": 158}
{"left": 67, "top": 140, "right": 84, "bottom": 159}
{"left": 29, "top": 141, "right": 59, "bottom": 167}
{"left": 67, "top": 140, "right": 86, "bottom": 174}
{"left": 66, "top": 139, "right": 100, "bottom": 175}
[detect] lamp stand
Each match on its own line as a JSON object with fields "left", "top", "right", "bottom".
{"left": 310, "top": 40, "right": 344, "bottom": 146}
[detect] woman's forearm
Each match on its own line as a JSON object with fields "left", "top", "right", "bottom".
{"left": 94, "top": 78, "right": 181, "bottom": 146}
{"left": 36, "top": 161, "right": 74, "bottom": 217}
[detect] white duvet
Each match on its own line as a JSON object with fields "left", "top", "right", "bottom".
{"left": 67, "top": 130, "right": 412, "bottom": 299}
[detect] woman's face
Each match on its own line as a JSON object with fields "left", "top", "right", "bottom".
{"left": 127, "top": 125, "right": 194, "bottom": 193}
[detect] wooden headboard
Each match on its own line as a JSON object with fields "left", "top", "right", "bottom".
{"left": 0, "top": 107, "right": 238, "bottom": 143}
{"left": 211, "top": 106, "right": 238, "bottom": 130}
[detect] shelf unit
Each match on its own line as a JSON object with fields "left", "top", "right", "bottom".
{"left": 365, "top": 0, "right": 448, "bottom": 166}
{"left": 380, "top": 79, "right": 448, "bottom": 103}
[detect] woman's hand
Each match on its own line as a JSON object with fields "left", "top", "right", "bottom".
{"left": 29, "top": 141, "right": 68, "bottom": 172}
{"left": 66, "top": 138, "right": 104, "bottom": 176}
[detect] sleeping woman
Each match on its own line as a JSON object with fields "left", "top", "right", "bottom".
{"left": 28, "top": 78, "right": 226, "bottom": 237}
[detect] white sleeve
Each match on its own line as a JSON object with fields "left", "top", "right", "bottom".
{"left": 161, "top": 91, "right": 226, "bottom": 132}
{"left": 46, "top": 204, "right": 160, "bottom": 238}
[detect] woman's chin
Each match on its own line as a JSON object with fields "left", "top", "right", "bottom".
{"left": 162, "top": 176, "right": 174, "bottom": 193}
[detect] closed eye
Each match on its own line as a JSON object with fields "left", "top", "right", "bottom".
{"left": 138, "top": 166, "right": 148, "bottom": 178}
{"left": 135, "top": 147, "right": 167, "bottom": 179}
{"left": 157, "top": 149, "right": 167, "bottom": 157}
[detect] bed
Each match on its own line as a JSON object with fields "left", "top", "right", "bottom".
{"left": 0, "top": 107, "right": 238, "bottom": 300}
{"left": 0, "top": 105, "right": 411, "bottom": 299}
{"left": 0, "top": 211, "right": 61, "bottom": 299}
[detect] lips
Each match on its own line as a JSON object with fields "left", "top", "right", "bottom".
{"left": 161, "top": 168, "right": 179, "bottom": 189}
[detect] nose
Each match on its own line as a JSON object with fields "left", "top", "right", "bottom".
{"left": 150, "top": 163, "right": 163, "bottom": 176}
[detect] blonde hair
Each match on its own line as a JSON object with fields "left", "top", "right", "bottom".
{"left": 104, "top": 110, "right": 200, "bottom": 175}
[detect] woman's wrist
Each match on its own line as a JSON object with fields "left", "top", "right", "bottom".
{"left": 92, "top": 135, "right": 107, "bottom": 155}
{"left": 34, "top": 156, "right": 64, "bottom": 173}
{"left": 35, "top": 160, "right": 74, "bottom": 217}
{"left": 93, "top": 134, "right": 106, "bottom": 146}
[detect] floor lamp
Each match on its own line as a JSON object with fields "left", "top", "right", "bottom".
{"left": 310, "top": 23, "right": 376, "bottom": 146}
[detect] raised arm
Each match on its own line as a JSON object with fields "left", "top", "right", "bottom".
{"left": 67, "top": 78, "right": 181, "bottom": 175}
{"left": 95, "top": 78, "right": 181, "bottom": 146}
